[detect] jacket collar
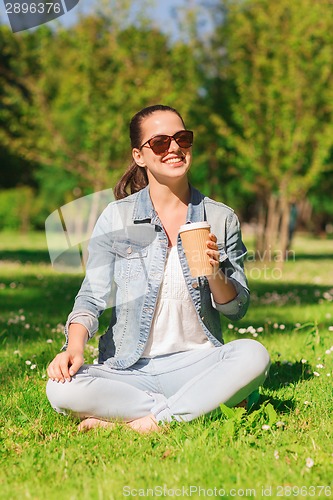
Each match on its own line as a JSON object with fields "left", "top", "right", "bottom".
{"left": 132, "top": 184, "right": 205, "bottom": 224}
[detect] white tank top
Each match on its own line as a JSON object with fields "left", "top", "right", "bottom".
{"left": 142, "top": 246, "right": 214, "bottom": 357}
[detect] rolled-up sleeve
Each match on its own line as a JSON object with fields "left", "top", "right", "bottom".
{"left": 62, "top": 310, "right": 99, "bottom": 350}
{"left": 211, "top": 211, "right": 250, "bottom": 320}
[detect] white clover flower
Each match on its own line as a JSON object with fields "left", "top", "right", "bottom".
{"left": 304, "top": 401, "right": 311, "bottom": 405}
{"left": 329, "top": 326, "right": 333, "bottom": 332}
{"left": 276, "top": 421, "right": 285, "bottom": 428}
{"left": 279, "top": 324, "right": 286, "bottom": 330}
{"left": 25, "top": 360, "right": 32, "bottom": 365}
{"left": 325, "top": 350, "right": 331, "bottom": 355}
{"left": 273, "top": 323, "right": 279, "bottom": 329}
{"left": 20, "top": 315, "right": 25, "bottom": 321}
{"left": 301, "top": 359, "right": 307, "bottom": 364}
{"left": 295, "top": 323, "right": 301, "bottom": 328}
{"left": 24, "top": 324, "right": 30, "bottom": 329}
{"left": 327, "top": 373, "right": 331, "bottom": 377}
{"left": 262, "top": 424, "right": 270, "bottom": 431}
{"left": 46, "top": 339, "right": 53, "bottom": 343}
{"left": 257, "top": 327, "right": 264, "bottom": 333}
{"left": 313, "top": 371, "right": 320, "bottom": 377}
{"left": 252, "top": 332, "right": 258, "bottom": 337}
{"left": 316, "top": 364, "right": 324, "bottom": 369}
{"left": 238, "top": 328, "right": 246, "bottom": 334}
{"left": 306, "top": 457, "right": 314, "bottom": 468}
{"left": 274, "top": 450, "right": 280, "bottom": 459}
{"left": 228, "top": 324, "right": 234, "bottom": 329}
{"left": 30, "top": 364, "right": 37, "bottom": 370}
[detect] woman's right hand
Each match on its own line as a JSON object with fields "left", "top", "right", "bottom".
{"left": 47, "top": 350, "right": 84, "bottom": 383}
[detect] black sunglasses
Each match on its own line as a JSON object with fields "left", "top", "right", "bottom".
{"left": 139, "top": 130, "right": 193, "bottom": 155}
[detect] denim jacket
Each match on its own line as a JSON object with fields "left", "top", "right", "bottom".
{"left": 65, "top": 185, "right": 250, "bottom": 369}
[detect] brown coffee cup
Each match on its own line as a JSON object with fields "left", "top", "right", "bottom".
{"left": 179, "top": 222, "right": 213, "bottom": 278}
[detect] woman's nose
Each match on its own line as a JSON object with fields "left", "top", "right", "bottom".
{"left": 168, "top": 137, "right": 180, "bottom": 152}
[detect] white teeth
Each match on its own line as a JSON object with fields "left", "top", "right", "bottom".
{"left": 165, "top": 157, "right": 183, "bottom": 164}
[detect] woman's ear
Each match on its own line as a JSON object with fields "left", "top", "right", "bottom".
{"left": 132, "top": 148, "right": 146, "bottom": 167}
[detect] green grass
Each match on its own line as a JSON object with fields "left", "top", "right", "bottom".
{"left": 1, "top": 231, "right": 333, "bottom": 499}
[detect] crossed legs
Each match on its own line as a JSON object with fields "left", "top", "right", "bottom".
{"left": 46, "top": 339, "right": 270, "bottom": 433}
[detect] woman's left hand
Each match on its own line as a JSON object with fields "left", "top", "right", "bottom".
{"left": 206, "top": 233, "right": 220, "bottom": 277}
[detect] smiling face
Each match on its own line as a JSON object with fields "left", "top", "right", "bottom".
{"left": 132, "top": 111, "right": 192, "bottom": 186}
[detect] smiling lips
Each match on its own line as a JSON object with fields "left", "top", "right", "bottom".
{"left": 163, "top": 155, "right": 185, "bottom": 165}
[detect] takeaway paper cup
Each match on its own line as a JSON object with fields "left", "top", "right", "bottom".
{"left": 179, "top": 222, "right": 212, "bottom": 278}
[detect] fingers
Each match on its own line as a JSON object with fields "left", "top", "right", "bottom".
{"left": 47, "top": 353, "right": 71, "bottom": 383}
{"left": 206, "top": 233, "right": 218, "bottom": 250}
{"left": 59, "top": 356, "right": 71, "bottom": 382}
{"left": 47, "top": 351, "right": 84, "bottom": 384}
{"left": 208, "top": 232, "right": 217, "bottom": 243}
{"left": 69, "top": 354, "right": 84, "bottom": 377}
{"left": 206, "top": 233, "right": 219, "bottom": 263}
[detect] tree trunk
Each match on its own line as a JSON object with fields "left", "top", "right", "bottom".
{"left": 263, "top": 193, "right": 279, "bottom": 261}
{"left": 279, "top": 196, "right": 290, "bottom": 262}
{"left": 255, "top": 193, "right": 291, "bottom": 262}
{"left": 255, "top": 200, "right": 266, "bottom": 256}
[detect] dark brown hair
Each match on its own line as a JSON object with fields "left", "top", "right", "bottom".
{"left": 114, "top": 104, "right": 185, "bottom": 200}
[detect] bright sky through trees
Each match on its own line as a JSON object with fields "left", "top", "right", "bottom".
{"left": 0, "top": 0, "right": 208, "bottom": 37}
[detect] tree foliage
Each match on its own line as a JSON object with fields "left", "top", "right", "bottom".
{"left": 209, "top": 0, "right": 333, "bottom": 257}
{"left": 0, "top": 9, "right": 201, "bottom": 225}
{"left": 0, "top": 0, "right": 332, "bottom": 252}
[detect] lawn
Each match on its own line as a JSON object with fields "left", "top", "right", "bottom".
{"left": 0, "top": 231, "right": 332, "bottom": 499}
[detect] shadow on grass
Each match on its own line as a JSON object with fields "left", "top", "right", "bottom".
{"left": 0, "top": 273, "right": 82, "bottom": 318}
{"left": 294, "top": 253, "right": 333, "bottom": 261}
{"left": 1, "top": 250, "right": 51, "bottom": 264}
{"left": 256, "top": 360, "right": 314, "bottom": 414}
{"left": 266, "top": 361, "right": 312, "bottom": 389}
{"left": 248, "top": 282, "right": 332, "bottom": 306}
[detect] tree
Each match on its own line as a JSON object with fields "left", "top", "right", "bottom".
{"left": 0, "top": 9, "right": 202, "bottom": 203}
{"left": 208, "top": 0, "right": 333, "bottom": 258}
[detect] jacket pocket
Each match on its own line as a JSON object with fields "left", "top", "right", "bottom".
{"left": 113, "top": 241, "right": 149, "bottom": 280}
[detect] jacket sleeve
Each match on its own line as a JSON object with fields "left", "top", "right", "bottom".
{"left": 62, "top": 204, "right": 116, "bottom": 347}
{"left": 211, "top": 211, "right": 250, "bottom": 320}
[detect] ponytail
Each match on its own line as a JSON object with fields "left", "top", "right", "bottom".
{"left": 114, "top": 160, "right": 148, "bottom": 200}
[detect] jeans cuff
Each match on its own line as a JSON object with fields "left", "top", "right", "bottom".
{"left": 148, "top": 392, "right": 173, "bottom": 423}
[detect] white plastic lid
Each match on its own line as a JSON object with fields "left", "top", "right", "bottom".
{"left": 179, "top": 221, "right": 211, "bottom": 233}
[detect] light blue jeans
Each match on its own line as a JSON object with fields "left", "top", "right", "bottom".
{"left": 46, "top": 339, "right": 270, "bottom": 423}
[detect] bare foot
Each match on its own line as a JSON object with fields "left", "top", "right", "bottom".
{"left": 78, "top": 414, "right": 160, "bottom": 434}
{"left": 126, "top": 414, "right": 160, "bottom": 434}
{"left": 78, "top": 417, "right": 116, "bottom": 432}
